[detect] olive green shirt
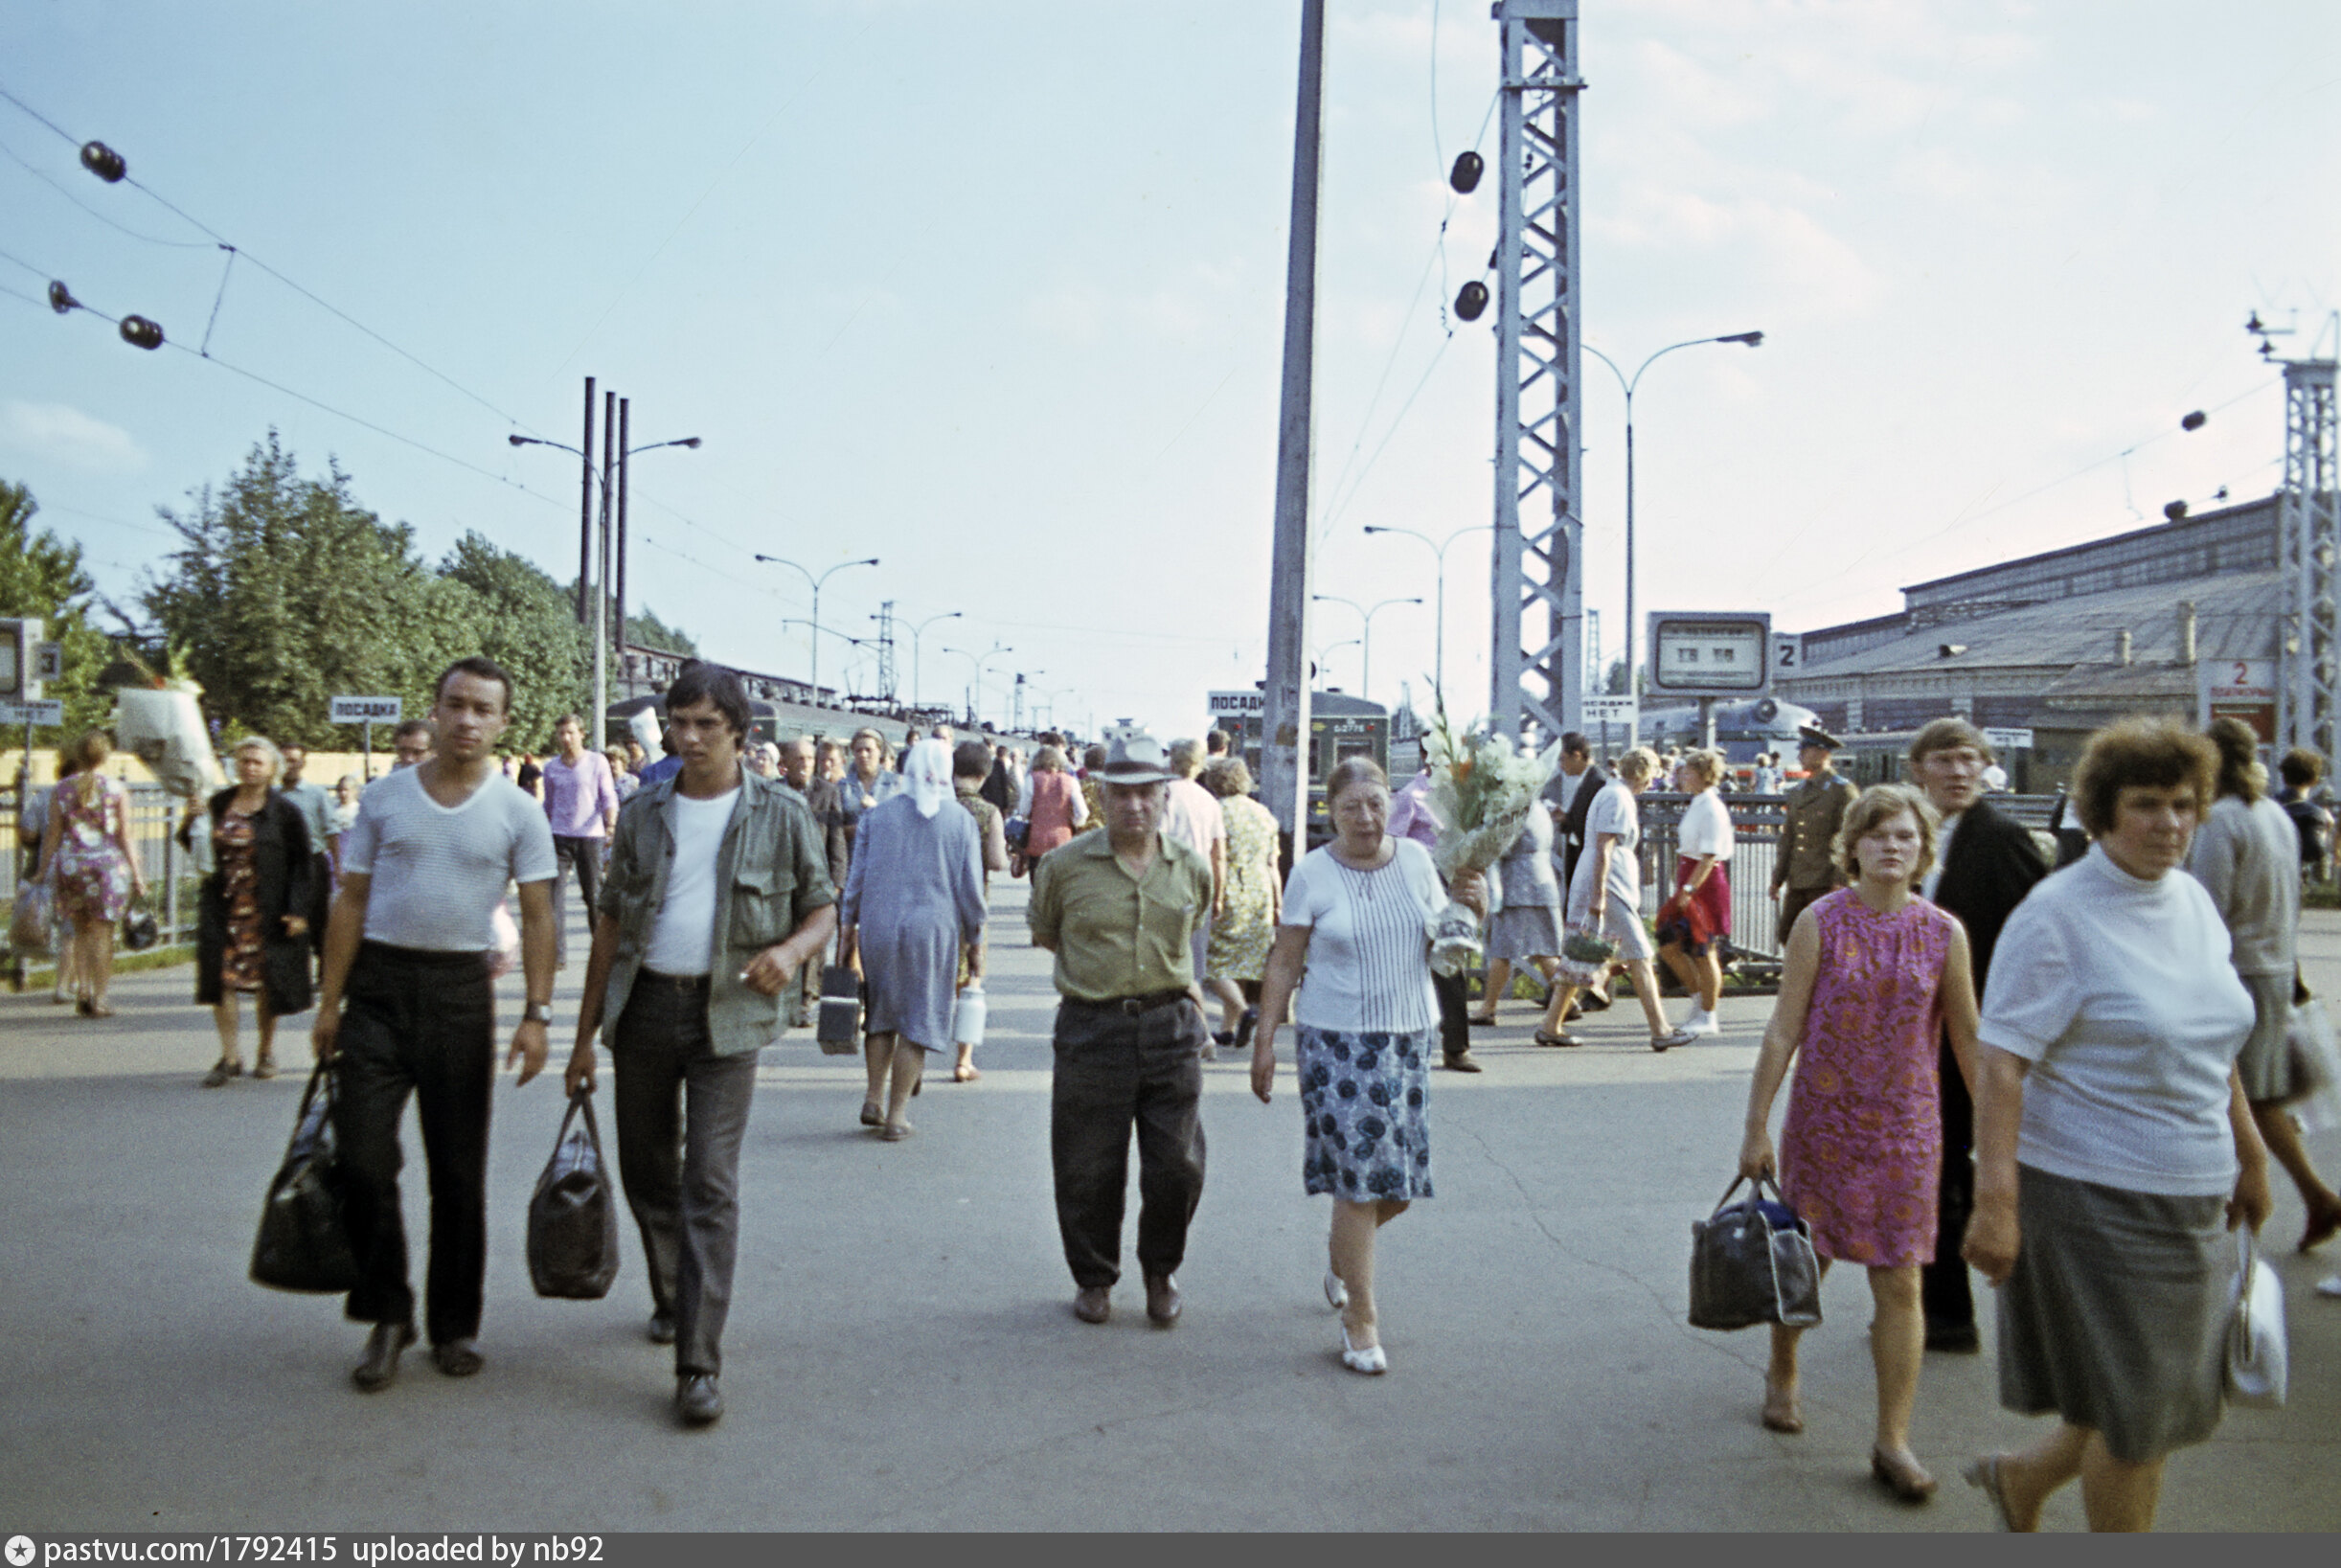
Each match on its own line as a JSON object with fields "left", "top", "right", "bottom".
{"left": 1776, "top": 771, "right": 1854, "bottom": 892}
{"left": 1028, "top": 828, "right": 1214, "bottom": 1001}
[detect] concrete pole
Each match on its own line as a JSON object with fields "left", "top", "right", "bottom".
{"left": 594, "top": 390, "right": 615, "bottom": 742}
{"left": 577, "top": 377, "right": 595, "bottom": 625}
{"left": 1261, "top": 0, "right": 1324, "bottom": 843}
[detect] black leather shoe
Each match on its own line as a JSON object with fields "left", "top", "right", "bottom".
{"left": 676, "top": 1374, "right": 722, "bottom": 1427}
{"left": 431, "top": 1337, "right": 484, "bottom": 1376}
{"left": 1925, "top": 1320, "right": 1981, "bottom": 1353}
{"left": 1443, "top": 1050, "right": 1484, "bottom": 1073}
{"left": 648, "top": 1312, "right": 677, "bottom": 1346}
{"left": 1145, "top": 1273, "right": 1182, "bottom": 1328}
{"left": 352, "top": 1322, "right": 417, "bottom": 1392}
{"left": 1072, "top": 1285, "right": 1111, "bottom": 1324}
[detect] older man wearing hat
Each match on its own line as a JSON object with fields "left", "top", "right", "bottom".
{"left": 1028, "top": 728, "right": 1216, "bottom": 1329}
{"left": 1768, "top": 725, "right": 1854, "bottom": 945}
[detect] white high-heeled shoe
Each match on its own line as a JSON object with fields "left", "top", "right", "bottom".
{"left": 1324, "top": 1269, "right": 1349, "bottom": 1310}
{"left": 1340, "top": 1325, "right": 1387, "bottom": 1375}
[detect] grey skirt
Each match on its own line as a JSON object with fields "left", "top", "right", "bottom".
{"left": 2235, "top": 971, "right": 2292, "bottom": 1102}
{"left": 1997, "top": 1166, "right": 2230, "bottom": 1464}
{"left": 1485, "top": 902, "right": 1563, "bottom": 964}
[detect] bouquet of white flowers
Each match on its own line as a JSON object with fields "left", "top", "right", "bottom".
{"left": 1421, "top": 700, "right": 1564, "bottom": 975}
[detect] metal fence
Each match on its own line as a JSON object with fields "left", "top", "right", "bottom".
{"left": 5, "top": 782, "right": 200, "bottom": 962}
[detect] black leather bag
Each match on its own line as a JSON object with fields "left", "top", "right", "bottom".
{"left": 527, "top": 1089, "right": 622, "bottom": 1300}
{"left": 1689, "top": 1175, "right": 1823, "bottom": 1331}
{"left": 120, "top": 895, "right": 159, "bottom": 952}
{"left": 250, "top": 1063, "right": 361, "bottom": 1293}
{"left": 816, "top": 964, "right": 863, "bottom": 1056}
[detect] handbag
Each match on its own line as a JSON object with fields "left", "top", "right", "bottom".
{"left": 526, "top": 1088, "right": 622, "bottom": 1301}
{"left": 1689, "top": 1174, "right": 1823, "bottom": 1331}
{"left": 2225, "top": 1228, "right": 2288, "bottom": 1409}
{"left": 815, "top": 964, "right": 863, "bottom": 1055}
{"left": 1004, "top": 814, "right": 1031, "bottom": 854}
{"left": 10, "top": 880, "right": 54, "bottom": 956}
{"left": 250, "top": 1062, "right": 361, "bottom": 1293}
{"left": 1553, "top": 921, "right": 1617, "bottom": 988}
{"left": 120, "top": 894, "right": 160, "bottom": 952}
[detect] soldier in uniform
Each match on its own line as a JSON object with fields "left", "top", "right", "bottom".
{"left": 1768, "top": 725, "right": 1853, "bottom": 945}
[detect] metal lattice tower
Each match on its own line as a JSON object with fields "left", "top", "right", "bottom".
{"left": 875, "top": 601, "right": 898, "bottom": 703}
{"left": 2281, "top": 352, "right": 2340, "bottom": 760}
{"left": 1488, "top": 0, "right": 1585, "bottom": 743}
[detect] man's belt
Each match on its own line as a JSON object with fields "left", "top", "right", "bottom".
{"left": 638, "top": 968, "right": 713, "bottom": 991}
{"left": 1065, "top": 989, "right": 1191, "bottom": 1015}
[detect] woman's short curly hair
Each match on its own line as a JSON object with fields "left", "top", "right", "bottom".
{"left": 2071, "top": 716, "right": 2217, "bottom": 837}
{"left": 1201, "top": 757, "right": 1253, "bottom": 798}
{"left": 1677, "top": 748, "right": 1724, "bottom": 788}
{"left": 1830, "top": 783, "right": 1941, "bottom": 884}
{"left": 1613, "top": 746, "right": 1659, "bottom": 785}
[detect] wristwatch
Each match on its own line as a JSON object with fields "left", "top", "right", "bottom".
{"left": 524, "top": 1001, "right": 555, "bottom": 1025}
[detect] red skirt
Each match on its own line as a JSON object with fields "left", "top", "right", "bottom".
{"left": 1662, "top": 856, "right": 1731, "bottom": 954}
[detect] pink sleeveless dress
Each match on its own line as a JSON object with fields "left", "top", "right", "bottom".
{"left": 1778, "top": 888, "right": 1957, "bottom": 1267}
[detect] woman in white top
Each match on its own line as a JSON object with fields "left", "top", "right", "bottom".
{"left": 1543, "top": 747, "right": 1687, "bottom": 1049}
{"left": 1252, "top": 758, "right": 1486, "bottom": 1375}
{"left": 1658, "top": 749, "right": 1735, "bottom": 1039}
{"left": 1961, "top": 718, "right": 2272, "bottom": 1534}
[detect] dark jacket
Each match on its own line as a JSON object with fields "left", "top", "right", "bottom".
{"left": 187, "top": 788, "right": 316, "bottom": 1015}
{"left": 1931, "top": 795, "right": 2049, "bottom": 999}
{"left": 795, "top": 777, "right": 852, "bottom": 891}
{"left": 1557, "top": 764, "right": 1611, "bottom": 891}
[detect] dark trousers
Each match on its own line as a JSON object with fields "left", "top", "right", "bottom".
{"left": 552, "top": 835, "right": 602, "bottom": 966}
{"left": 611, "top": 973, "right": 760, "bottom": 1377}
{"left": 1923, "top": 1037, "right": 1977, "bottom": 1329}
{"left": 307, "top": 852, "right": 332, "bottom": 965}
{"left": 1050, "top": 996, "right": 1208, "bottom": 1288}
{"left": 1433, "top": 969, "right": 1471, "bottom": 1058}
{"left": 332, "top": 943, "right": 494, "bottom": 1345}
{"left": 1777, "top": 883, "right": 1831, "bottom": 948}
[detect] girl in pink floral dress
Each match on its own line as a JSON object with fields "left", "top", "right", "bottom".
{"left": 34, "top": 731, "right": 147, "bottom": 1017}
{"left": 1739, "top": 783, "right": 1983, "bottom": 1506}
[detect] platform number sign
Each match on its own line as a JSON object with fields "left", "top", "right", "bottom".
{"left": 1773, "top": 633, "right": 1801, "bottom": 673}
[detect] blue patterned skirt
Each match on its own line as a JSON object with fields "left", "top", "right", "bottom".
{"left": 1295, "top": 1024, "right": 1437, "bottom": 1201}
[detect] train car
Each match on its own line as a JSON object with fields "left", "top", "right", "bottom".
{"left": 1835, "top": 729, "right": 2043, "bottom": 794}
{"left": 1632, "top": 695, "right": 1819, "bottom": 764}
{"left": 1206, "top": 690, "right": 1390, "bottom": 846}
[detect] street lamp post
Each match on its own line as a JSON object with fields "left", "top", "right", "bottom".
{"left": 942, "top": 642, "right": 1013, "bottom": 730}
{"left": 754, "top": 555, "right": 878, "bottom": 700}
{"left": 1362, "top": 523, "right": 1492, "bottom": 701}
{"left": 1310, "top": 594, "right": 1421, "bottom": 707}
{"left": 780, "top": 619, "right": 875, "bottom": 696}
{"left": 880, "top": 609, "right": 962, "bottom": 711}
{"left": 1314, "top": 637, "right": 1361, "bottom": 690}
{"left": 1581, "top": 330, "right": 1762, "bottom": 714}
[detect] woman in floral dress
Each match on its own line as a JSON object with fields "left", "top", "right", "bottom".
{"left": 1200, "top": 758, "right": 1280, "bottom": 1050}
{"left": 1738, "top": 783, "right": 1983, "bottom": 1504}
{"left": 34, "top": 731, "right": 145, "bottom": 1017}
{"left": 187, "top": 738, "right": 314, "bottom": 1085}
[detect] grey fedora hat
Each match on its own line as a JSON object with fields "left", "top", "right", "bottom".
{"left": 1097, "top": 729, "right": 1179, "bottom": 786}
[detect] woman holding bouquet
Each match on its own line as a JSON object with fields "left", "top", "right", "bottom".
{"left": 1543, "top": 748, "right": 1684, "bottom": 1049}
{"left": 1738, "top": 784, "right": 1983, "bottom": 1504}
{"left": 1251, "top": 758, "right": 1486, "bottom": 1375}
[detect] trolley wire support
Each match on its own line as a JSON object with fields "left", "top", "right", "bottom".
{"left": 2277, "top": 332, "right": 2340, "bottom": 761}
{"left": 1487, "top": 0, "right": 1586, "bottom": 744}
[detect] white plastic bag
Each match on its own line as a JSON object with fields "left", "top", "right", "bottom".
{"left": 2286, "top": 999, "right": 2341, "bottom": 1137}
{"left": 2225, "top": 1229, "right": 2289, "bottom": 1409}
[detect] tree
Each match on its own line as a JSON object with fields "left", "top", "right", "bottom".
{"left": 441, "top": 533, "right": 589, "bottom": 750}
{"left": 0, "top": 478, "right": 116, "bottom": 737}
{"left": 625, "top": 605, "right": 697, "bottom": 657}
{"left": 145, "top": 433, "right": 473, "bottom": 748}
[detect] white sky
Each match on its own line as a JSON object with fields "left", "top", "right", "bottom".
{"left": 2, "top": 1, "right": 2334, "bottom": 738}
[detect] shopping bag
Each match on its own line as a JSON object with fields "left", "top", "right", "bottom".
{"left": 815, "top": 964, "right": 863, "bottom": 1056}
{"left": 250, "top": 1063, "right": 361, "bottom": 1293}
{"left": 120, "top": 894, "right": 159, "bottom": 952}
{"left": 10, "top": 881, "right": 54, "bottom": 956}
{"left": 2225, "top": 1229, "right": 2289, "bottom": 1409}
{"left": 526, "top": 1089, "right": 621, "bottom": 1300}
{"left": 1689, "top": 1174, "right": 1823, "bottom": 1331}
{"left": 1553, "top": 921, "right": 1617, "bottom": 989}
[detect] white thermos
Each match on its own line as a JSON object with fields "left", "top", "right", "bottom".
{"left": 952, "top": 983, "right": 986, "bottom": 1048}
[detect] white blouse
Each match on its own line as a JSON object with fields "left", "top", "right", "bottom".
{"left": 1281, "top": 839, "right": 1445, "bottom": 1034}
{"left": 1676, "top": 790, "right": 1735, "bottom": 860}
{"left": 1978, "top": 846, "right": 2255, "bottom": 1197}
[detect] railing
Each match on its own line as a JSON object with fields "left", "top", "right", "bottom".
{"left": 5, "top": 782, "right": 201, "bottom": 957}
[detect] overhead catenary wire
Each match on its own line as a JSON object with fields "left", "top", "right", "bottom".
{"left": 0, "top": 132, "right": 212, "bottom": 248}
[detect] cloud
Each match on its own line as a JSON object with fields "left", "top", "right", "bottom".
{"left": 1591, "top": 188, "right": 1883, "bottom": 318}
{"left": 0, "top": 401, "right": 148, "bottom": 473}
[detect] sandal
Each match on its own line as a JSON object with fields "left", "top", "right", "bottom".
{"left": 252, "top": 1057, "right": 278, "bottom": 1080}
{"left": 1761, "top": 1375, "right": 1803, "bottom": 1434}
{"left": 1962, "top": 1455, "right": 2016, "bottom": 1531}
{"left": 952, "top": 1064, "right": 981, "bottom": 1082}
{"left": 881, "top": 1120, "right": 915, "bottom": 1142}
{"left": 1871, "top": 1446, "right": 1938, "bottom": 1504}
{"left": 86, "top": 1002, "right": 114, "bottom": 1018}
{"left": 201, "top": 1060, "right": 239, "bottom": 1089}
{"left": 1533, "top": 1030, "right": 1582, "bottom": 1048}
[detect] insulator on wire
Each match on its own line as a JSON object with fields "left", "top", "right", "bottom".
{"left": 1448, "top": 150, "right": 1484, "bottom": 193}
{"left": 47, "top": 280, "right": 77, "bottom": 314}
{"left": 1455, "top": 281, "right": 1489, "bottom": 322}
{"left": 2164, "top": 500, "right": 2189, "bottom": 521}
{"left": 119, "top": 315, "right": 165, "bottom": 351}
{"left": 2180, "top": 410, "right": 2207, "bottom": 431}
{"left": 80, "top": 141, "right": 126, "bottom": 182}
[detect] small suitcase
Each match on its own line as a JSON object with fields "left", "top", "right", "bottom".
{"left": 816, "top": 965, "right": 863, "bottom": 1056}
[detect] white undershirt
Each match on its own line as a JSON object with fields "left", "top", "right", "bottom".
{"left": 1921, "top": 811, "right": 1962, "bottom": 901}
{"left": 644, "top": 787, "right": 739, "bottom": 975}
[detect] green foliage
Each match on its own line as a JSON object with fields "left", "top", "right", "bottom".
{"left": 625, "top": 604, "right": 696, "bottom": 656}
{"left": 440, "top": 532, "right": 590, "bottom": 749}
{"left": 0, "top": 478, "right": 116, "bottom": 736}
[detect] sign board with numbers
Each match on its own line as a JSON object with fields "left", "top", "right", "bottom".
{"left": 330, "top": 694, "right": 404, "bottom": 725}
{"left": 2199, "top": 658, "right": 2278, "bottom": 743}
{"left": 1647, "top": 613, "right": 1772, "bottom": 696}
{"left": 1772, "top": 633, "right": 1803, "bottom": 674}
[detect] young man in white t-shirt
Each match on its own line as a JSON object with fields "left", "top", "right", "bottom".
{"left": 565, "top": 665, "right": 838, "bottom": 1428}
{"left": 315, "top": 657, "right": 559, "bottom": 1394}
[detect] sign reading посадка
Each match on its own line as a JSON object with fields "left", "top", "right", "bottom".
{"left": 330, "top": 695, "right": 404, "bottom": 725}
